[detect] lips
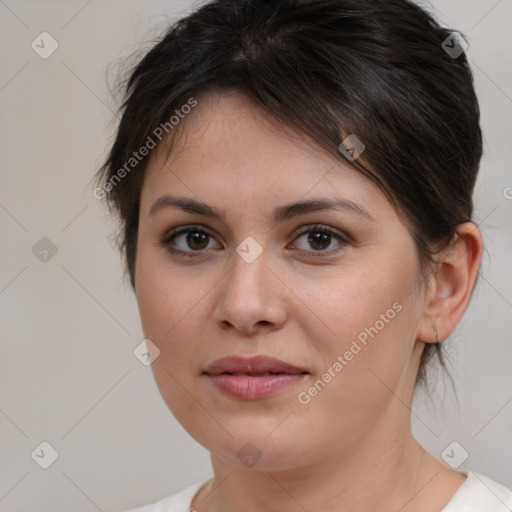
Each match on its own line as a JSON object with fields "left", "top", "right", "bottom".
{"left": 204, "top": 355, "right": 308, "bottom": 400}
{"left": 204, "top": 355, "right": 307, "bottom": 376}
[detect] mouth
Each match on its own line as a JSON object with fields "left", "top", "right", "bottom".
{"left": 216, "top": 371, "right": 302, "bottom": 376}
{"left": 204, "top": 354, "right": 308, "bottom": 376}
{"left": 203, "top": 355, "right": 309, "bottom": 400}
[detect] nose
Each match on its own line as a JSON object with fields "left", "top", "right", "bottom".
{"left": 213, "top": 247, "right": 288, "bottom": 336}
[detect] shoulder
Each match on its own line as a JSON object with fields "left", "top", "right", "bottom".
{"left": 119, "top": 479, "right": 209, "bottom": 512}
{"left": 442, "top": 471, "right": 512, "bottom": 511}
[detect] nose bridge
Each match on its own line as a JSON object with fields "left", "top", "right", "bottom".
{"left": 226, "top": 240, "right": 270, "bottom": 303}
{"left": 214, "top": 238, "right": 286, "bottom": 332}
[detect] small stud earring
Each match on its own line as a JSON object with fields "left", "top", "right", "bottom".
{"left": 433, "top": 326, "right": 438, "bottom": 343}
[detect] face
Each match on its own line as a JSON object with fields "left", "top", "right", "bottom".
{"left": 135, "top": 91, "right": 427, "bottom": 471}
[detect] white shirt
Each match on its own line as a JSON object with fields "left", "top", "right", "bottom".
{"left": 123, "top": 471, "right": 512, "bottom": 512}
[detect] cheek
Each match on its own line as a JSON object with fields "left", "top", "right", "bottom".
{"left": 296, "top": 258, "right": 419, "bottom": 404}
{"left": 134, "top": 251, "right": 212, "bottom": 429}
{"left": 298, "top": 261, "right": 409, "bottom": 351}
{"left": 135, "top": 249, "right": 217, "bottom": 371}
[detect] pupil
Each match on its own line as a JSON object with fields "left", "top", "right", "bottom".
{"left": 309, "top": 231, "right": 330, "bottom": 250}
{"left": 187, "top": 231, "right": 208, "bottom": 250}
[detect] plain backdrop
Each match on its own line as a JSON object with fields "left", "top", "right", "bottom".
{"left": 1, "top": 1, "right": 511, "bottom": 511}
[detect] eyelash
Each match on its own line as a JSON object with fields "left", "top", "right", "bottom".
{"left": 160, "top": 224, "right": 349, "bottom": 259}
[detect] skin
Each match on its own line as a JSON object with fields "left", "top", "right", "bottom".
{"left": 134, "top": 90, "right": 483, "bottom": 512}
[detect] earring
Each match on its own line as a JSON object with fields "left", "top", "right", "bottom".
{"left": 433, "top": 326, "right": 439, "bottom": 343}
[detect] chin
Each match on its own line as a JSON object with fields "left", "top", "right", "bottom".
{"left": 183, "top": 415, "right": 316, "bottom": 471}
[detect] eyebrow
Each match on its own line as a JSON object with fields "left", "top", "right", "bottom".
{"left": 149, "top": 195, "right": 374, "bottom": 223}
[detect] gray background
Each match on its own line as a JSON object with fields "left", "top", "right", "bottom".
{"left": 0, "top": 1, "right": 511, "bottom": 511}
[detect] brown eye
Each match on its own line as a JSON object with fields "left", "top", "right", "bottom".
{"left": 162, "top": 225, "right": 221, "bottom": 255}
{"left": 291, "top": 224, "right": 348, "bottom": 256}
{"left": 185, "top": 230, "right": 210, "bottom": 250}
{"left": 307, "top": 230, "right": 332, "bottom": 251}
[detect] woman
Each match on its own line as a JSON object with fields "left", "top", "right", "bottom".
{"left": 95, "top": 0, "right": 512, "bottom": 510}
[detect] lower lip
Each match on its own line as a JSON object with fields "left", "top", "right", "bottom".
{"left": 206, "top": 373, "right": 307, "bottom": 400}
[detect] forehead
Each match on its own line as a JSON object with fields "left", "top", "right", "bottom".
{"left": 140, "top": 91, "right": 388, "bottom": 219}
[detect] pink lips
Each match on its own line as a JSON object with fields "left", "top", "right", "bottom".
{"left": 204, "top": 355, "right": 308, "bottom": 400}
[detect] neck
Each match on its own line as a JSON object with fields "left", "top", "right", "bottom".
{"left": 197, "top": 418, "right": 444, "bottom": 512}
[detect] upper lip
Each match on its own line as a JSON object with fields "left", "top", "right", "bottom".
{"left": 204, "top": 355, "right": 308, "bottom": 376}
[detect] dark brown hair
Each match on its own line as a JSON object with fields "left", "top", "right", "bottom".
{"left": 94, "top": 0, "right": 482, "bottom": 388}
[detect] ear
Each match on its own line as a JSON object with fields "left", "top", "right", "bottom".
{"left": 417, "top": 222, "right": 483, "bottom": 343}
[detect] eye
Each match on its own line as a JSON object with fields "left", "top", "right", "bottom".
{"left": 160, "top": 223, "right": 349, "bottom": 259}
{"left": 161, "top": 225, "right": 221, "bottom": 256}
{"left": 290, "top": 224, "right": 348, "bottom": 256}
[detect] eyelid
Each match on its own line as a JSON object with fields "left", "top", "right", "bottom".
{"left": 160, "top": 224, "right": 221, "bottom": 259}
{"left": 291, "top": 223, "right": 348, "bottom": 241}
{"left": 161, "top": 224, "right": 221, "bottom": 249}
{"left": 288, "top": 223, "right": 349, "bottom": 256}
